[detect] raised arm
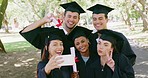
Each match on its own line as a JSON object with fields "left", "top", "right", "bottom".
{"left": 21, "top": 13, "right": 53, "bottom": 33}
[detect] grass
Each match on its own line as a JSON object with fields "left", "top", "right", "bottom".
{"left": 3, "top": 41, "right": 37, "bottom": 53}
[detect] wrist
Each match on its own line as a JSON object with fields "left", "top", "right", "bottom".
{"left": 44, "top": 66, "right": 51, "bottom": 74}
{"left": 111, "top": 65, "right": 115, "bottom": 71}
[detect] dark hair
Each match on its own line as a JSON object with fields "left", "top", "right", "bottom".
{"left": 111, "top": 42, "right": 119, "bottom": 53}
{"left": 105, "top": 14, "right": 108, "bottom": 19}
{"left": 41, "top": 40, "right": 52, "bottom": 61}
{"left": 63, "top": 11, "right": 80, "bottom": 19}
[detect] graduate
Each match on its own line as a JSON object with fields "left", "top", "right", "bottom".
{"left": 19, "top": 1, "right": 92, "bottom": 57}
{"left": 37, "top": 30, "right": 75, "bottom": 78}
{"left": 91, "top": 29, "right": 135, "bottom": 78}
{"left": 71, "top": 30, "right": 97, "bottom": 78}
{"left": 87, "top": 4, "right": 136, "bottom": 66}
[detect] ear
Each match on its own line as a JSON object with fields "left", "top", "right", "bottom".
{"left": 110, "top": 48, "right": 114, "bottom": 53}
{"left": 86, "top": 39, "right": 90, "bottom": 44}
{"left": 45, "top": 46, "right": 47, "bottom": 50}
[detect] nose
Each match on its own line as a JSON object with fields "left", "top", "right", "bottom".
{"left": 95, "top": 19, "right": 101, "bottom": 23}
{"left": 69, "top": 17, "right": 74, "bottom": 21}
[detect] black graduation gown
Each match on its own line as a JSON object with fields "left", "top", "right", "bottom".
{"left": 37, "top": 60, "right": 73, "bottom": 78}
{"left": 90, "top": 53, "right": 135, "bottom": 78}
{"left": 75, "top": 50, "right": 97, "bottom": 78}
{"left": 89, "top": 30, "right": 136, "bottom": 66}
{"left": 19, "top": 26, "right": 92, "bottom": 56}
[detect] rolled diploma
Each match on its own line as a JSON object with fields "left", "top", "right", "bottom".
{"left": 70, "top": 47, "right": 77, "bottom": 72}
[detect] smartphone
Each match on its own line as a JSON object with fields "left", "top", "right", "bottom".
{"left": 56, "top": 55, "right": 75, "bottom": 66}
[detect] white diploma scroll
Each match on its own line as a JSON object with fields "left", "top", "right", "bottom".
{"left": 70, "top": 47, "right": 77, "bottom": 72}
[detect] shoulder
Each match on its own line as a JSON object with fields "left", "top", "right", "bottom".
{"left": 75, "top": 26, "right": 92, "bottom": 31}
{"left": 37, "top": 61, "right": 48, "bottom": 69}
{"left": 114, "top": 53, "right": 131, "bottom": 68}
{"left": 114, "top": 53, "right": 128, "bottom": 62}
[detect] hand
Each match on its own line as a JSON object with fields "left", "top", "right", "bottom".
{"left": 43, "top": 13, "right": 54, "bottom": 23}
{"left": 106, "top": 51, "right": 115, "bottom": 71}
{"left": 71, "top": 72, "right": 79, "bottom": 78}
{"left": 44, "top": 55, "right": 63, "bottom": 74}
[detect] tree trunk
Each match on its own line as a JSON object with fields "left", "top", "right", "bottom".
{"left": 142, "top": 15, "right": 148, "bottom": 31}
{"left": 138, "top": 0, "right": 148, "bottom": 31}
{"left": 0, "top": 0, "right": 8, "bottom": 28}
{"left": 3, "top": 18, "right": 9, "bottom": 33}
{"left": 126, "top": 7, "right": 134, "bottom": 31}
{"left": 121, "top": 12, "right": 128, "bottom": 25}
{"left": 133, "top": 3, "right": 148, "bottom": 32}
{"left": 0, "top": 39, "right": 6, "bottom": 53}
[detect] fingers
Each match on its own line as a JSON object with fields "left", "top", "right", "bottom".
{"left": 109, "top": 51, "right": 113, "bottom": 58}
{"left": 106, "top": 58, "right": 115, "bottom": 68}
{"left": 46, "top": 55, "right": 63, "bottom": 69}
{"left": 47, "top": 13, "right": 53, "bottom": 18}
{"left": 106, "top": 51, "right": 110, "bottom": 59}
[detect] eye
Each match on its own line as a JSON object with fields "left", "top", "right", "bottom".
{"left": 81, "top": 40, "right": 85, "bottom": 43}
{"left": 104, "top": 43, "right": 109, "bottom": 47}
{"left": 98, "top": 17, "right": 103, "bottom": 20}
{"left": 75, "top": 42, "right": 80, "bottom": 46}
{"left": 93, "top": 18, "right": 97, "bottom": 21}
{"left": 98, "top": 41, "right": 101, "bottom": 44}
{"left": 73, "top": 16, "right": 78, "bottom": 19}
{"left": 60, "top": 42, "right": 63, "bottom": 46}
{"left": 104, "top": 44, "right": 108, "bottom": 46}
{"left": 53, "top": 43, "right": 57, "bottom": 46}
{"left": 67, "top": 15, "right": 71, "bottom": 18}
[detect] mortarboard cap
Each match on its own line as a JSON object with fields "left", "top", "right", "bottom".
{"left": 97, "top": 29, "right": 124, "bottom": 52}
{"left": 38, "top": 28, "right": 66, "bottom": 48}
{"left": 87, "top": 4, "right": 114, "bottom": 15}
{"left": 60, "top": 1, "right": 85, "bottom": 14}
{"left": 72, "top": 30, "right": 87, "bottom": 41}
{"left": 68, "top": 26, "right": 92, "bottom": 41}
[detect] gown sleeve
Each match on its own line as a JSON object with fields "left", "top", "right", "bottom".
{"left": 117, "top": 32, "right": 136, "bottom": 66}
{"left": 112, "top": 54, "right": 135, "bottom": 78}
{"left": 19, "top": 27, "right": 42, "bottom": 49}
{"left": 37, "top": 61, "right": 51, "bottom": 78}
{"left": 19, "top": 26, "right": 57, "bottom": 49}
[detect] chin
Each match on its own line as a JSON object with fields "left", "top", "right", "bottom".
{"left": 98, "top": 53, "right": 103, "bottom": 56}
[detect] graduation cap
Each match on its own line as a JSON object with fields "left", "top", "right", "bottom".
{"left": 60, "top": 1, "right": 85, "bottom": 14}
{"left": 69, "top": 26, "right": 92, "bottom": 41}
{"left": 72, "top": 31, "right": 87, "bottom": 41}
{"left": 43, "top": 30, "right": 65, "bottom": 47}
{"left": 87, "top": 4, "right": 114, "bottom": 15}
{"left": 97, "top": 29, "right": 124, "bottom": 52}
{"left": 37, "top": 27, "right": 66, "bottom": 49}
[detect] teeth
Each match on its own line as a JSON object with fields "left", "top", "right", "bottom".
{"left": 68, "top": 21, "right": 73, "bottom": 25}
{"left": 80, "top": 47, "right": 85, "bottom": 51}
{"left": 96, "top": 25, "right": 100, "bottom": 27}
{"left": 56, "top": 51, "right": 62, "bottom": 55}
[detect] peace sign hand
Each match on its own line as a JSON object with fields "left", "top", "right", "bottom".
{"left": 106, "top": 51, "right": 115, "bottom": 71}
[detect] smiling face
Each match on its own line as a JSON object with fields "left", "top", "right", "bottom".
{"left": 48, "top": 40, "right": 64, "bottom": 57}
{"left": 92, "top": 13, "right": 108, "bottom": 30}
{"left": 74, "top": 36, "right": 89, "bottom": 56}
{"left": 63, "top": 11, "right": 80, "bottom": 32}
{"left": 97, "top": 39, "right": 113, "bottom": 56}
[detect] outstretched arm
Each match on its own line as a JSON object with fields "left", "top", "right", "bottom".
{"left": 21, "top": 13, "right": 53, "bottom": 33}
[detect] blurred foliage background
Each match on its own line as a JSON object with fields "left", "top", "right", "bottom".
{"left": 0, "top": 0, "right": 148, "bottom": 53}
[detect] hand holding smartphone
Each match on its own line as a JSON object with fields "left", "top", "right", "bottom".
{"left": 56, "top": 55, "right": 75, "bottom": 66}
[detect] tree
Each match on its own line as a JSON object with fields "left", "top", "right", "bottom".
{"left": 0, "top": 0, "right": 8, "bottom": 28}
{"left": 0, "top": 39, "right": 6, "bottom": 53}
{"left": 132, "top": 0, "right": 148, "bottom": 32}
{"left": 0, "top": 0, "right": 8, "bottom": 53}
